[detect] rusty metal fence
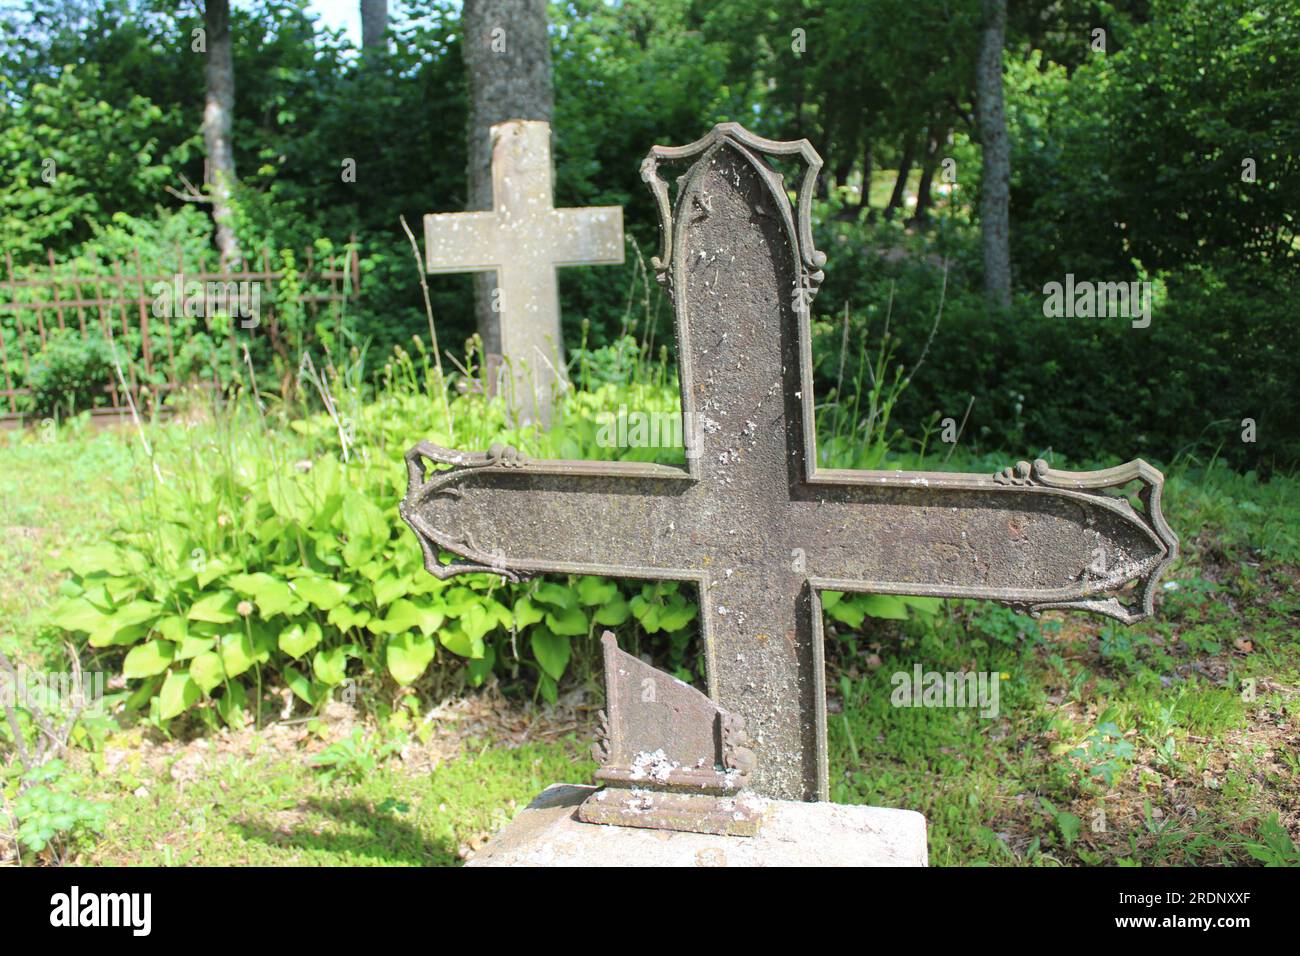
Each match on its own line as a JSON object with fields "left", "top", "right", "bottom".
{"left": 0, "top": 242, "right": 360, "bottom": 426}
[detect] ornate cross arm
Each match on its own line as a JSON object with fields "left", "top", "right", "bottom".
{"left": 990, "top": 457, "right": 1178, "bottom": 622}
{"left": 804, "top": 457, "right": 1179, "bottom": 625}
{"left": 400, "top": 440, "right": 694, "bottom": 583}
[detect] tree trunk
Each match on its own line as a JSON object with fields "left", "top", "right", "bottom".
{"left": 977, "top": 0, "right": 1011, "bottom": 307}
{"left": 910, "top": 125, "right": 947, "bottom": 227}
{"left": 858, "top": 139, "right": 873, "bottom": 215}
{"left": 203, "top": 0, "right": 240, "bottom": 266}
{"left": 833, "top": 157, "right": 851, "bottom": 191}
{"left": 361, "top": 0, "right": 388, "bottom": 51}
{"left": 461, "top": 0, "right": 554, "bottom": 356}
{"left": 883, "top": 134, "right": 916, "bottom": 222}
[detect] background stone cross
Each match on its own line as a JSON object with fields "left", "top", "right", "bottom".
{"left": 402, "top": 123, "right": 1177, "bottom": 802}
{"left": 423, "top": 119, "right": 624, "bottom": 422}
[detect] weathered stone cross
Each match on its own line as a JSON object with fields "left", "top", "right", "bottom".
{"left": 401, "top": 124, "right": 1178, "bottom": 802}
{"left": 424, "top": 119, "right": 624, "bottom": 423}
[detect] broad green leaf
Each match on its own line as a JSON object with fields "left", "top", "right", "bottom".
{"left": 312, "top": 454, "right": 342, "bottom": 500}
{"left": 50, "top": 598, "right": 109, "bottom": 633}
{"left": 291, "top": 575, "right": 351, "bottom": 611}
{"left": 372, "top": 573, "right": 408, "bottom": 607}
{"left": 312, "top": 646, "right": 350, "bottom": 686}
{"left": 531, "top": 582, "right": 575, "bottom": 609}
{"left": 593, "top": 597, "right": 631, "bottom": 627}
{"left": 900, "top": 596, "right": 943, "bottom": 615}
{"left": 64, "top": 544, "right": 126, "bottom": 577}
{"left": 576, "top": 576, "right": 617, "bottom": 607}
{"left": 655, "top": 599, "right": 697, "bottom": 632}
{"left": 175, "top": 634, "right": 214, "bottom": 662}
{"left": 125, "top": 674, "right": 163, "bottom": 713}
{"left": 488, "top": 600, "right": 514, "bottom": 631}
{"left": 284, "top": 666, "right": 320, "bottom": 706}
{"left": 88, "top": 600, "right": 162, "bottom": 647}
{"left": 328, "top": 605, "right": 371, "bottom": 631}
{"left": 279, "top": 621, "right": 322, "bottom": 659}
{"left": 267, "top": 474, "right": 312, "bottom": 522}
{"left": 122, "top": 639, "right": 175, "bottom": 679}
{"left": 103, "top": 577, "right": 142, "bottom": 604}
{"left": 442, "top": 586, "right": 480, "bottom": 614}
{"left": 466, "top": 646, "right": 496, "bottom": 687}
{"left": 158, "top": 671, "right": 200, "bottom": 720}
{"left": 189, "top": 652, "right": 226, "bottom": 694}
{"left": 188, "top": 591, "right": 239, "bottom": 624}
{"left": 531, "top": 627, "right": 571, "bottom": 681}
{"left": 220, "top": 632, "right": 259, "bottom": 678}
{"left": 371, "top": 598, "right": 444, "bottom": 636}
{"left": 537, "top": 672, "right": 558, "bottom": 705}
{"left": 80, "top": 584, "right": 115, "bottom": 610}
{"left": 438, "top": 622, "right": 484, "bottom": 659}
{"left": 545, "top": 605, "right": 589, "bottom": 637}
{"left": 458, "top": 603, "right": 496, "bottom": 642}
{"left": 156, "top": 615, "right": 188, "bottom": 643}
{"left": 513, "top": 596, "right": 545, "bottom": 629}
{"left": 196, "top": 557, "right": 232, "bottom": 589}
{"left": 340, "top": 490, "right": 386, "bottom": 567}
{"left": 216, "top": 681, "right": 246, "bottom": 727}
{"left": 228, "top": 572, "right": 304, "bottom": 618}
{"left": 860, "top": 595, "right": 910, "bottom": 620}
{"left": 821, "top": 590, "right": 845, "bottom": 609}
{"left": 631, "top": 594, "right": 662, "bottom": 632}
{"left": 825, "top": 598, "right": 866, "bottom": 628}
{"left": 156, "top": 524, "right": 191, "bottom": 577}
{"left": 386, "top": 632, "right": 435, "bottom": 685}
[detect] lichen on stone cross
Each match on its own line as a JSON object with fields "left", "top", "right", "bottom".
{"left": 423, "top": 119, "right": 624, "bottom": 424}
{"left": 401, "top": 123, "right": 1178, "bottom": 802}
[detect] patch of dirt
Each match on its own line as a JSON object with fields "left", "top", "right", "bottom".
{"left": 93, "top": 682, "right": 596, "bottom": 785}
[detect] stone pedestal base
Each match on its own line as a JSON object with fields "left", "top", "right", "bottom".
{"left": 466, "top": 784, "right": 928, "bottom": 867}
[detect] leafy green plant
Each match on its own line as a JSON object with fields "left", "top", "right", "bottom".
{"left": 48, "top": 337, "right": 948, "bottom": 725}
{"left": 10, "top": 759, "right": 110, "bottom": 861}
{"left": 309, "top": 728, "right": 406, "bottom": 785}
{"left": 1037, "top": 796, "right": 1082, "bottom": 849}
{"left": 1244, "top": 813, "right": 1300, "bottom": 866}
{"left": 1059, "top": 717, "right": 1136, "bottom": 789}
{"left": 22, "top": 328, "right": 116, "bottom": 418}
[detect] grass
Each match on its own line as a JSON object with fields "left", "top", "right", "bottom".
{"left": 0, "top": 420, "right": 139, "bottom": 657}
{"left": 89, "top": 727, "right": 592, "bottom": 866}
{"left": 1, "top": 414, "right": 1297, "bottom": 866}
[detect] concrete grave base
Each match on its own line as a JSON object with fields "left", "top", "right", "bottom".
{"left": 465, "top": 784, "right": 928, "bottom": 867}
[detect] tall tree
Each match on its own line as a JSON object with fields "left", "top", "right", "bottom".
{"left": 203, "top": 0, "right": 240, "bottom": 265}
{"left": 360, "top": 0, "right": 387, "bottom": 51}
{"left": 910, "top": 118, "right": 950, "bottom": 227}
{"left": 976, "top": 0, "right": 1011, "bottom": 306}
{"left": 883, "top": 132, "right": 916, "bottom": 222}
{"left": 460, "top": 0, "right": 554, "bottom": 356}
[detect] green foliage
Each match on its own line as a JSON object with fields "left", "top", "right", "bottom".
{"left": 0, "top": 62, "right": 190, "bottom": 258}
{"left": 310, "top": 728, "right": 406, "bottom": 785}
{"left": 10, "top": 759, "right": 110, "bottom": 857}
{"left": 21, "top": 328, "right": 116, "bottom": 418}
{"left": 1037, "top": 796, "right": 1082, "bottom": 849}
{"left": 2, "top": 0, "right": 1295, "bottom": 465}
{"left": 1244, "top": 813, "right": 1300, "bottom": 867}
{"left": 46, "top": 347, "right": 941, "bottom": 720}
{"left": 1058, "top": 716, "right": 1136, "bottom": 790}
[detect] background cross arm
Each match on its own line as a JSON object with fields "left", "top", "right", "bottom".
{"left": 423, "top": 211, "right": 501, "bottom": 273}
{"left": 548, "top": 207, "right": 624, "bottom": 266}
